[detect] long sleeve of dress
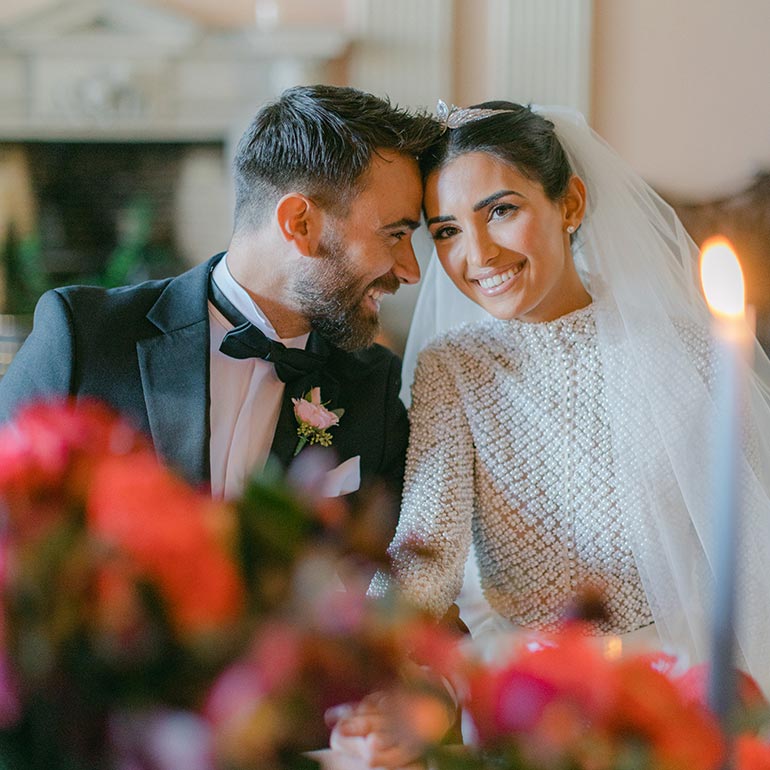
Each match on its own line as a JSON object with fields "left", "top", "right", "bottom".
{"left": 376, "top": 345, "right": 475, "bottom": 617}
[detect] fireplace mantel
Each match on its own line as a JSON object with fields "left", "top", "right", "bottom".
{"left": 0, "top": 0, "right": 351, "bottom": 142}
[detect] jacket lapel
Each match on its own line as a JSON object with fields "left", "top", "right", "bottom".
{"left": 137, "top": 255, "right": 221, "bottom": 485}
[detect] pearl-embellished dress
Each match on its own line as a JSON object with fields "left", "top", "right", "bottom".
{"left": 372, "top": 303, "right": 714, "bottom": 652}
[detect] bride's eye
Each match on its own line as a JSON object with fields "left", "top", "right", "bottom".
{"left": 432, "top": 225, "right": 460, "bottom": 241}
{"left": 489, "top": 203, "right": 518, "bottom": 220}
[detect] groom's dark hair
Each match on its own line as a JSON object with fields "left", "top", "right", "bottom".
{"left": 232, "top": 84, "right": 439, "bottom": 231}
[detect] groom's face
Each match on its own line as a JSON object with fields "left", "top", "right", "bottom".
{"left": 292, "top": 149, "right": 423, "bottom": 350}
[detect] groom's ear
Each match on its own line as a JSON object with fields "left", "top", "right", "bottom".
{"left": 275, "top": 193, "right": 324, "bottom": 257}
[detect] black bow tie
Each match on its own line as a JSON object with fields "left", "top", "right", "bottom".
{"left": 209, "top": 278, "right": 329, "bottom": 384}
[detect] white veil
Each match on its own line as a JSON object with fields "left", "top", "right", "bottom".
{"left": 403, "top": 106, "right": 770, "bottom": 694}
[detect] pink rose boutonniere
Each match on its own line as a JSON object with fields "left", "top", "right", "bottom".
{"left": 292, "top": 387, "right": 344, "bottom": 456}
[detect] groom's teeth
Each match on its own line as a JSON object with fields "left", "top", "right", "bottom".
{"left": 366, "top": 288, "right": 384, "bottom": 309}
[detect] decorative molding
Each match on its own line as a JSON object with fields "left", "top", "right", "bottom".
{"left": 0, "top": 0, "right": 351, "bottom": 141}
{"left": 2, "top": 0, "right": 199, "bottom": 53}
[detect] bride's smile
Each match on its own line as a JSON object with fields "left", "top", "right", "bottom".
{"left": 473, "top": 260, "right": 527, "bottom": 294}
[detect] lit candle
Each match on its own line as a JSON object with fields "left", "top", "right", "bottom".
{"left": 603, "top": 635, "right": 623, "bottom": 662}
{"left": 699, "top": 236, "right": 754, "bottom": 725}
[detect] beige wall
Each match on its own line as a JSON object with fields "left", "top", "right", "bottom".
{"left": 3, "top": 0, "right": 767, "bottom": 201}
{"left": 453, "top": 0, "right": 490, "bottom": 106}
{"left": 450, "top": 0, "right": 770, "bottom": 201}
{"left": 593, "top": 0, "right": 770, "bottom": 200}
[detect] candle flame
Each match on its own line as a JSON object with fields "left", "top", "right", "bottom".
{"left": 604, "top": 636, "right": 623, "bottom": 661}
{"left": 700, "top": 237, "right": 745, "bottom": 318}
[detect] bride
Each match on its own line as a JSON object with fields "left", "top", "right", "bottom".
{"left": 331, "top": 101, "right": 770, "bottom": 767}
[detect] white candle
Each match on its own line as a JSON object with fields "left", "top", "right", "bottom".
{"left": 699, "top": 237, "right": 754, "bottom": 724}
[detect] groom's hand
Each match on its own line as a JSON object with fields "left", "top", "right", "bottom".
{"left": 326, "top": 688, "right": 454, "bottom": 769}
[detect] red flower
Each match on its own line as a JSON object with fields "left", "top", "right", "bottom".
{"left": 610, "top": 658, "right": 724, "bottom": 770}
{"left": 736, "top": 734, "right": 770, "bottom": 770}
{"left": 515, "top": 627, "right": 618, "bottom": 720}
{"left": 460, "top": 630, "right": 728, "bottom": 770}
{"left": 674, "top": 662, "right": 767, "bottom": 711}
{"left": 0, "top": 399, "right": 149, "bottom": 543}
{"left": 87, "top": 453, "right": 245, "bottom": 635}
{"left": 398, "top": 617, "right": 464, "bottom": 681}
{"left": 92, "top": 558, "right": 147, "bottom": 645}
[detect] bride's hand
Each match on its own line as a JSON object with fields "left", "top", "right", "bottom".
{"left": 326, "top": 689, "right": 454, "bottom": 768}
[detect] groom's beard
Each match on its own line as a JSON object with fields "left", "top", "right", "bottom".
{"left": 291, "top": 232, "right": 399, "bottom": 352}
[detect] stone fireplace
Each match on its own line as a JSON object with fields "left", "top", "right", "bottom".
{"left": 0, "top": 0, "right": 351, "bottom": 321}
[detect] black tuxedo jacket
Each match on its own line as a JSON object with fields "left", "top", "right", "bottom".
{"left": 0, "top": 255, "right": 409, "bottom": 512}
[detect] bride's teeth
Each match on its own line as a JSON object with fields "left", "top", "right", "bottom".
{"left": 479, "top": 269, "right": 512, "bottom": 289}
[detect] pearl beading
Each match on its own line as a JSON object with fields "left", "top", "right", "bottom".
{"left": 385, "top": 304, "right": 659, "bottom": 635}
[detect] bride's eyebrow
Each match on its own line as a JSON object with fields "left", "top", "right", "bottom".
{"left": 426, "top": 213, "right": 455, "bottom": 227}
{"left": 426, "top": 189, "right": 525, "bottom": 227}
{"left": 472, "top": 189, "right": 523, "bottom": 211}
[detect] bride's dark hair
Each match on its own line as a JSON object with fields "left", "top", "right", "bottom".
{"left": 419, "top": 101, "right": 573, "bottom": 202}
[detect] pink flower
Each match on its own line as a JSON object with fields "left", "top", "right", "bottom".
{"left": 292, "top": 388, "right": 344, "bottom": 456}
{"left": 468, "top": 665, "right": 559, "bottom": 742}
{"left": 204, "top": 658, "right": 265, "bottom": 727}
{"left": 292, "top": 388, "right": 339, "bottom": 430}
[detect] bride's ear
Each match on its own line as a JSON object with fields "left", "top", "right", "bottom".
{"left": 562, "top": 175, "right": 587, "bottom": 231}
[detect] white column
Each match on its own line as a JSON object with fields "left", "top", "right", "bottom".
{"left": 346, "top": 0, "right": 454, "bottom": 110}
{"left": 347, "top": 0, "right": 592, "bottom": 114}
{"left": 486, "top": 0, "right": 593, "bottom": 114}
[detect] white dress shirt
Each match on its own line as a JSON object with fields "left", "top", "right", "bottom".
{"left": 208, "top": 255, "right": 309, "bottom": 499}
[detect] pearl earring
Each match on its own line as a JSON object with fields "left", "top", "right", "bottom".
{"left": 566, "top": 225, "right": 576, "bottom": 234}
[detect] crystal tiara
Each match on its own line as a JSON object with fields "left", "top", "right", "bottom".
{"left": 435, "top": 99, "right": 515, "bottom": 132}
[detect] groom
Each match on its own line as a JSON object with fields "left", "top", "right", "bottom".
{"left": 0, "top": 85, "right": 438, "bottom": 509}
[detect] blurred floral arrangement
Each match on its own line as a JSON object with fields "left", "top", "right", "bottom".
{"left": 0, "top": 399, "right": 456, "bottom": 770}
{"left": 429, "top": 626, "right": 770, "bottom": 770}
{"left": 1, "top": 400, "right": 770, "bottom": 770}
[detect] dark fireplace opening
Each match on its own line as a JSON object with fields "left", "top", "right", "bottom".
{"left": 1, "top": 140, "right": 226, "bottom": 315}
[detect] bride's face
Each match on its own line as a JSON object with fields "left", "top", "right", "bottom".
{"left": 423, "top": 151, "right": 587, "bottom": 323}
